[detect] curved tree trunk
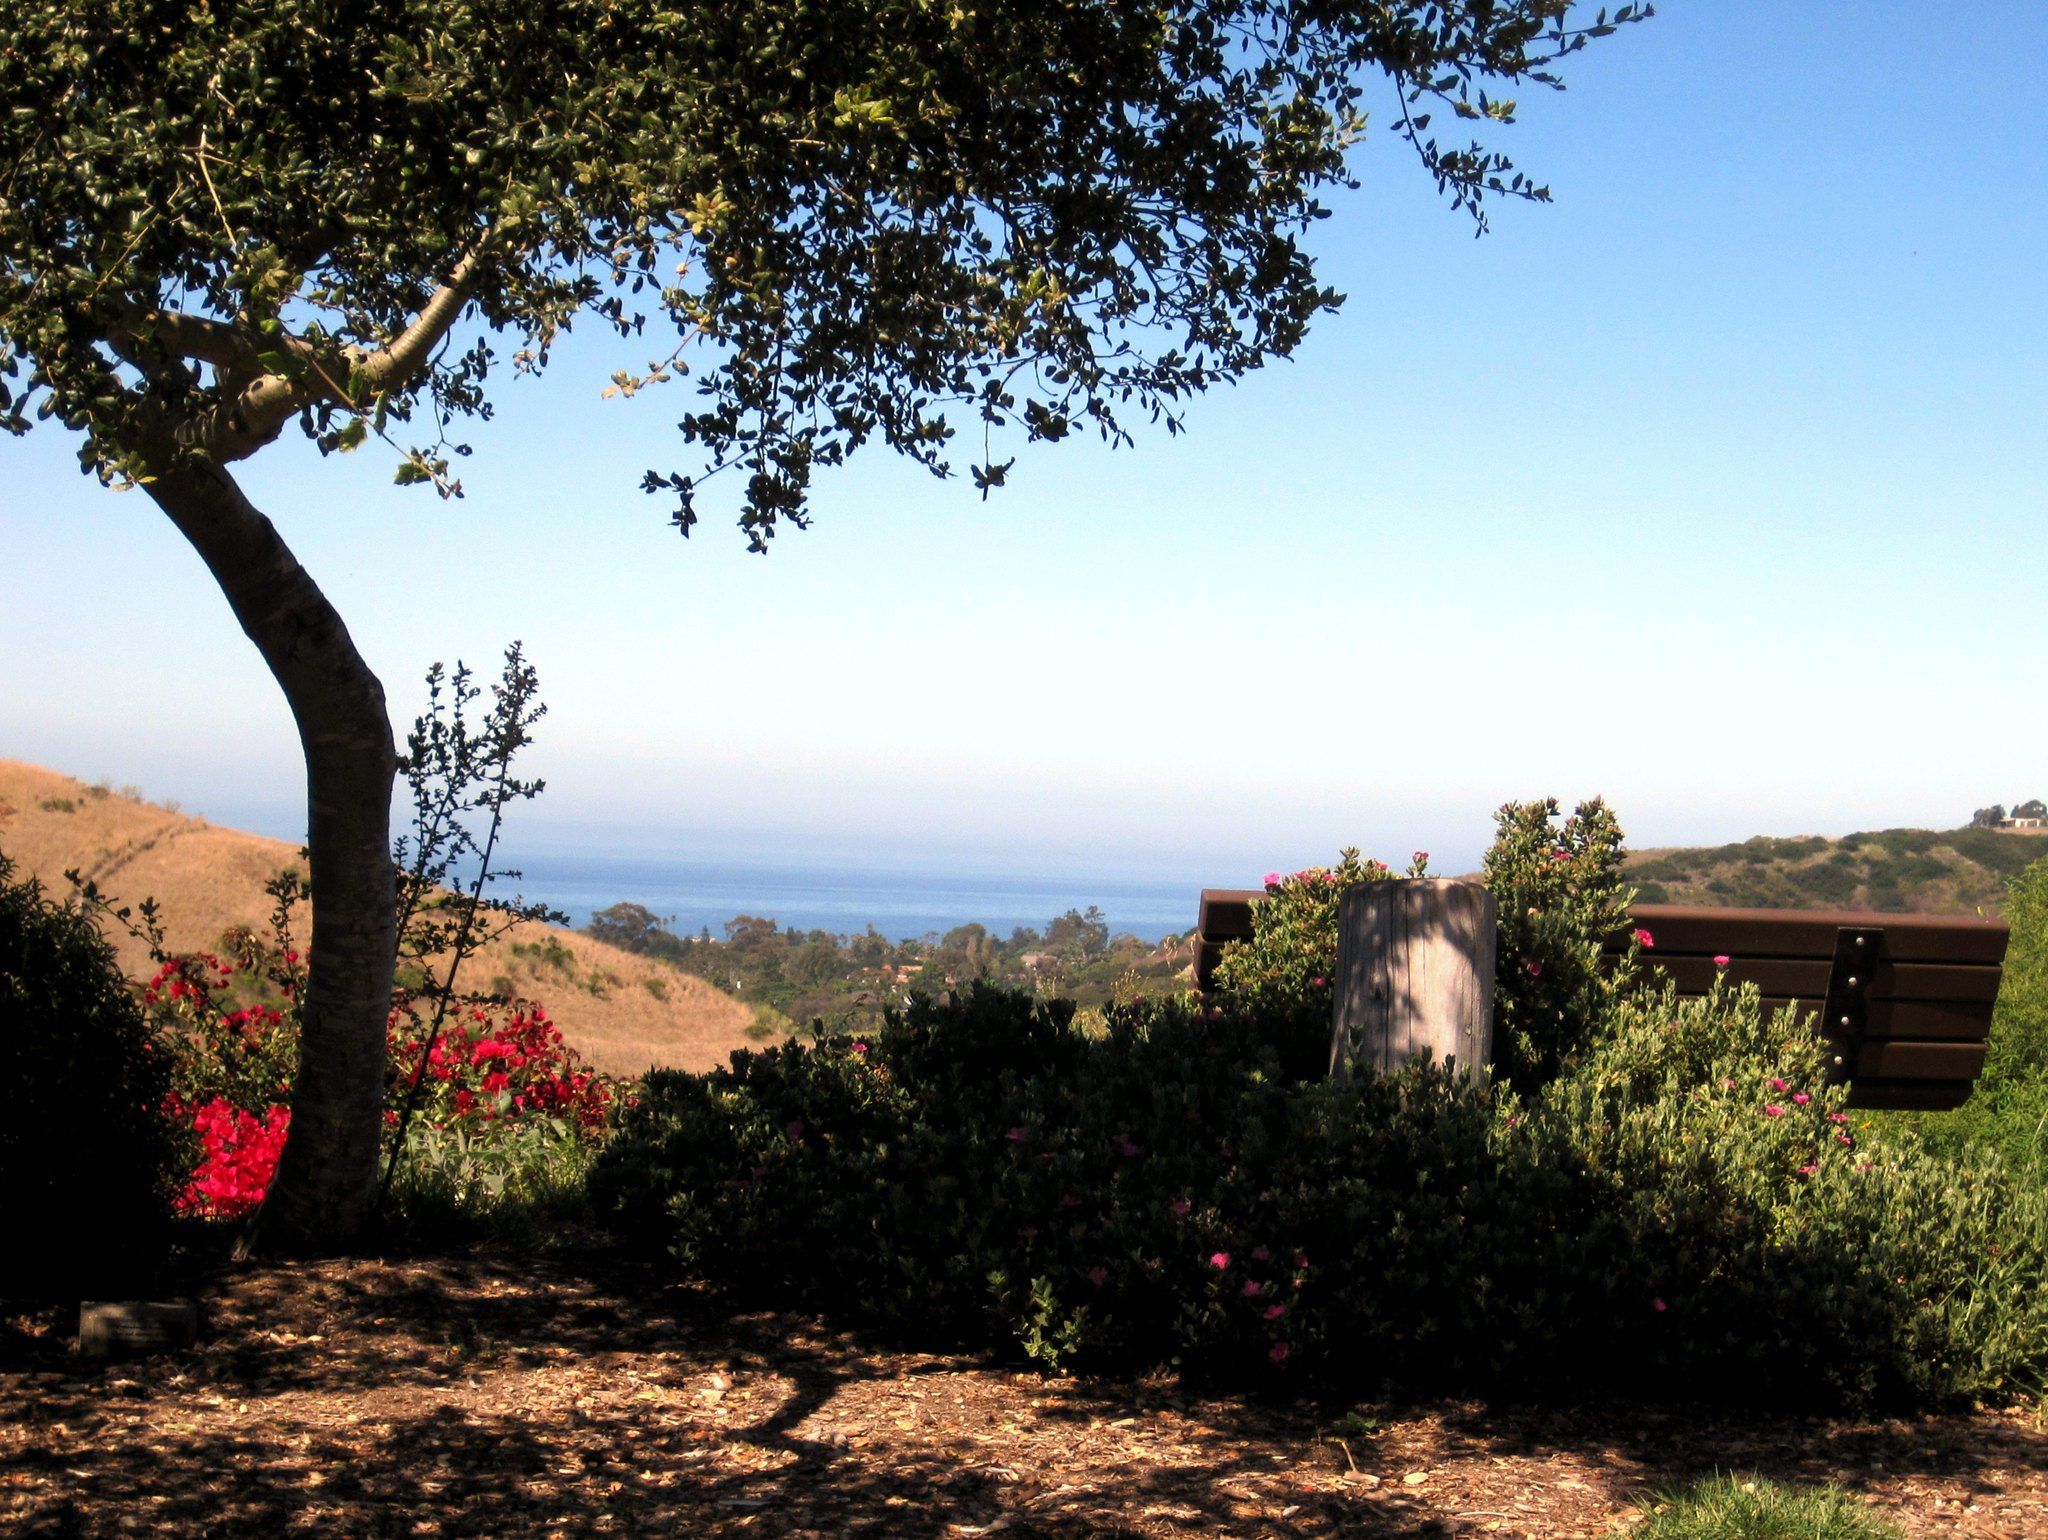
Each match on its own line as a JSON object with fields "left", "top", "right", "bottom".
{"left": 142, "top": 451, "right": 396, "bottom": 1253}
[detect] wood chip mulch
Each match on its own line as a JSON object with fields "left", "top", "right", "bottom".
{"left": 4, "top": 1251, "right": 2045, "bottom": 1538}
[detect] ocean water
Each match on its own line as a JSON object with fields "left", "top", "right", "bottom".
{"left": 497, "top": 849, "right": 1212, "bottom": 945}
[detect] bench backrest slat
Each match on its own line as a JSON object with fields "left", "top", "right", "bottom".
{"left": 1608, "top": 904, "right": 2008, "bottom": 965}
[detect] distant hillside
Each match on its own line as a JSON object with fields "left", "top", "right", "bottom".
{"left": 0, "top": 758, "right": 757, "bottom": 1078}
{"left": 1626, "top": 826, "right": 2048, "bottom": 917}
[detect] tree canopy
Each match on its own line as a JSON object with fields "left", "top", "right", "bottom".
{"left": 1, "top": 0, "right": 1646, "bottom": 1249}
{"left": 5, "top": 0, "right": 1642, "bottom": 526}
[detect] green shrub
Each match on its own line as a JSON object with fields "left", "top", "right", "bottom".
{"left": 383, "top": 1115, "right": 598, "bottom": 1244}
{"left": 1482, "top": 796, "right": 1638, "bottom": 1087}
{"left": 1518, "top": 982, "right": 2048, "bottom": 1405}
{"left": 0, "top": 850, "right": 177, "bottom": 1299}
{"left": 593, "top": 977, "right": 2048, "bottom": 1406}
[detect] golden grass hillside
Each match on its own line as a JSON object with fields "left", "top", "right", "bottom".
{"left": 0, "top": 758, "right": 757, "bottom": 1078}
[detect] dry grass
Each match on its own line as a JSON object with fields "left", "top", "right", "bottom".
{"left": 0, "top": 758, "right": 757, "bottom": 1077}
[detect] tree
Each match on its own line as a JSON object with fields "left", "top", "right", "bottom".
{"left": 2017, "top": 801, "right": 2048, "bottom": 823}
{"left": 1974, "top": 806, "right": 2009, "bottom": 830}
{"left": 587, "top": 902, "right": 673, "bottom": 955}
{"left": 1, "top": 0, "right": 1645, "bottom": 1250}
{"left": 1045, "top": 905, "right": 1111, "bottom": 959}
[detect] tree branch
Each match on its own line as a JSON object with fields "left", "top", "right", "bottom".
{"left": 96, "top": 231, "right": 494, "bottom": 463}
{"left": 352, "top": 238, "right": 492, "bottom": 391}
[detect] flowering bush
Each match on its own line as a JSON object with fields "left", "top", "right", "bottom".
{"left": 139, "top": 916, "right": 615, "bottom": 1222}
{"left": 1213, "top": 802, "right": 1636, "bottom": 1092}
{"left": 594, "top": 979, "right": 2048, "bottom": 1407}
{"left": 174, "top": 1096, "right": 291, "bottom": 1220}
{"left": 1208, "top": 849, "right": 1405, "bottom": 1073}
{"left": 140, "top": 933, "right": 300, "bottom": 1113}
{"left": 388, "top": 997, "right": 613, "bottom": 1132}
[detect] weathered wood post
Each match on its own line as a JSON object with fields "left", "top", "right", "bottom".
{"left": 1331, "top": 879, "right": 1498, "bottom": 1084}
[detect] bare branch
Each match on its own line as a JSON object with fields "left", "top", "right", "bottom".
{"left": 352, "top": 237, "right": 493, "bottom": 392}
{"left": 101, "top": 299, "right": 264, "bottom": 375}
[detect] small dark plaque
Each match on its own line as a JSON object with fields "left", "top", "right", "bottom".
{"left": 79, "top": 1300, "right": 199, "bottom": 1359}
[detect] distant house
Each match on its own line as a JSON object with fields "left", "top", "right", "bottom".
{"left": 2003, "top": 815, "right": 2046, "bottom": 831}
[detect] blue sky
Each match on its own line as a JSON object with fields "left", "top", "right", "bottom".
{"left": 4, "top": 1, "right": 2044, "bottom": 886}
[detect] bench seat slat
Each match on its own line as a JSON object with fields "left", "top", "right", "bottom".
{"left": 1849, "top": 1081, "right": 1975, "bottom": 1111}
{"left": 1855, "top": 1040, "right": 1988, "bottom": 1079}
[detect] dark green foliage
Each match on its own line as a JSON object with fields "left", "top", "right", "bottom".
{"left": 1, "top": 0, "right": 1643, "bottom": 531}
{"left": 1483, "top": 797, "right": 1636, "bottom": 1087}
{"left": 0, "top": 850, "right": 176, "bottom": 1301}
{"left": 593, "top": 975, "right": 2048, "bottom": 1407}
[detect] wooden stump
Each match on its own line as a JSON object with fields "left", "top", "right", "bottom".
{"left": 1331, "top": 879, "right": 1498, "bottom": 1084}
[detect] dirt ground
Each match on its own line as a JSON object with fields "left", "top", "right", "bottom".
{"left": 4, "top": 1251, "right": 2045, "bottom": 1538}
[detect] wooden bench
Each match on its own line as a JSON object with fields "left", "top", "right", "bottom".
{"left": 1191, "top": 889, "right": 2010, "bottom": 1110}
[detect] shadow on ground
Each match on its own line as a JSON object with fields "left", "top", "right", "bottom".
{"left": 4, "top": 1250, "right": 2045, "bottom": 1537}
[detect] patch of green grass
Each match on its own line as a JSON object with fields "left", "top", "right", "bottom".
{"left": 1617, "top": 1474, "right": 1902, "bottom": 1540}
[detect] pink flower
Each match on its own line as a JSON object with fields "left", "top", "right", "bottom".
{"left": 1263, "top": 871, "right": 1281, "bottom": 887}
{"left": 1242, "top": 1279, "right": 1263, "bottom": 1297}
{"left": 1652, "top": 1297, "right": 1668, "bottom": 1313}
{"left": 1764, "top": 1104, "right": 1785, "bottom": 1118}
{"left": 1798, "top": 1163, "right": 1818, "bottom": 1176}
{"left": 1829, "top": 1113, "right": 1850, "bottom": 1125}
{"left": 1835, "top": 1132, "right": 1855, "bottom": 1146}
{"left": 1413, "top": 850, "right": 1429, "bottom": 867}
{"left": 1269, "top": 1342, "right": 1290, "bottom": 1363}
{"left": 785, "top": 1119, "right": 806, "bottom": 1139}
{"left": 1714, "top": 954, "right": 1731, "bottom": 968}
{"left": 1525, "top": 960, "right": 1543, "bottom": 978}
{"left": 1551, "top": 849, "right": 1572, "bottom": 862}
{"left": 1634, "top": 927, "right": 1655, "bottom": 949}
{"left": 1005, "top": 1126, "right": 1029, "bottom": 1143}
{"left": 1170, "top": 1197, "right": 1192, "bottom": 1218}
{"left": 851, "top": 1040, "right": 870, "bottom": 1056}
{"left": 1310, "top": 976, "right": 1326, "bottom": 987}
{"left": 1771, "top": 1077, "right": 1789, "bottom": 1093}
{"left": 1113, "top": 1132, "right": 1140, "bottom": 1157}
{"left": 1209, "top": 1251, "right": 1231, "bottom": 1270}
{"left": 1086, "top": 1266, "right": 1108, "bottom": 1287}
{"left": 1792, "top": 1092, "right": 1811, "bottom": 1107}
{"left": 1250, "top": 1245, "right": 1271, "bottom": 1261}
{"left": 1263, "top": 1303, "right": 1287, "bottom": 1321}
{"left": 1293, "top": 1251, "right": 1309, "bottom": 1269}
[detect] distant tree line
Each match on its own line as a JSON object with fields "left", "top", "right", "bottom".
{"left": 1972, "top": 801, "right": 2048, "bottom": 829}
{"left": 584, "top": 902, "right": 1188, "bottom": 1033}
